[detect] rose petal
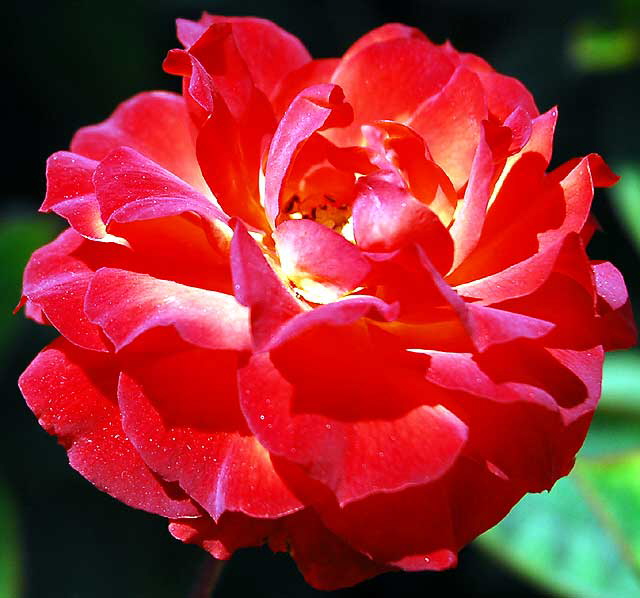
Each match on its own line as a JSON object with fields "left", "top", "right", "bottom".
{"left": 178, "top": 15, "right": 311, "bottom": 98}
{"left": 271, "top": 58, "right": 340, "bottom": 117}
{"left": 265, "top": 295, "right": 399, "bottom": 351}
{"left": 18, "top": 337, "right": 198, "bottom": 517}
{"left": 329, "top": 37, "right": 455, "bottom": 145}
{"left": 119, "top": 350, "right": 303, "bottom": 519}
{"left": 93, "top": 146, "right": 227, "bottom": 229}
{"left": 273, "top": 219, "right": 370, "bottom": 300}
{"left": 448, "top": 126, "right": 495, "bottom": 271}
{"left": 230, "top": 221, "right": 303, "bottom": 350}
{"left": 40, "top": 152, "right": 126, "bottom": 244}
{"left": 84, "top": 268, "right": 250, "bottom": 351}
{"left": 408, "top": 66, "right": 487, "bottom": 190}
{"left": 21, "top": 229, "right": 128, "bottom": 351}
{"left": 196, "top": 90, "right": 273, "bottom": 231}
{"left": 71, "top": 91, "right": 207, "bottom": 193}
{"left": 353, "top": 172, "right": 454, "bottom": 274}
{"left": 591, "top": 261, "right": 637, "bottom": 350}
{"left": 238, "top": 350, "right": 468, "bottom": 506}
{"left": 169, "top": 513, "right": 278, "bottom": 560}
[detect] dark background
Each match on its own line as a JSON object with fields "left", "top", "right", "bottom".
{"left": 1, "top": 0, "right": 638, "bottom": 596}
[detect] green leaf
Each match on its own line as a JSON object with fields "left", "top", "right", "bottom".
{"left": 0, "top": 482, "right": 22, "bottom": 598}
{"left": 569, "top": 24, "right": 640, "bottom": 72}
{"left": 477, "top": 352, "right": 640, "bottom": 597}
{"left": 610, "top": 163, "right": 640, "bottom": 254}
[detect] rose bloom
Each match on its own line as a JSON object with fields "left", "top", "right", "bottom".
{"left": 18, "top": 14, "right": 636, "bottom": 590}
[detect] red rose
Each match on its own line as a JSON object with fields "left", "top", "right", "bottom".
{"left": 18, "top": 14, "right": 636, "bottom": 590}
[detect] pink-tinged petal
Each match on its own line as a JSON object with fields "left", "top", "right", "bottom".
{"left": 448, "top": 126, "right": 495, "bottom": 271}
{"left": 230, "top": 221, "right": 303, "bottom": 350}
{"left": 169, "top": 513, "right": 279, "bottom": 560}
{"left": 450, "top": 150, "right": 593, "bottom": 285}
{"left": 193, "top": 15, "right": 312, "bottom": 98}
{"left": 502, "top": 106, "right": 534, "bottom": 154}
{"left": 163, "top": 50, "right": 216, "bottom": 123}
{"left": 172, "top": 23, "right": 257, "bottom": 120}
{"left": 353, "top": 173, "right": 454, "bottom": 274}
{"left": 273, "top": 219, "right": 370, "bottom": 299}
{"left": 341, "top": 23, "right": 427, "bottom": 62}
{"left": 84, "top": 268, "right": 250, "bottom": 351}
{"left": 118, "top": 350, "right": 303, "bottom": 519}
{"left": 474, "top": 70, "right": 539, "bottom": 121}
{"left": 464, "top": 304, "right": 554, "bottom": 351}
{"left": 329, "top": 38, "right": 455, "bottom": 145}
{"left": 454, "top": 234, "right": 569, "bottom": 304}
{"left": 365, "top": 122, "right": 457, "bottom": 223}
{"left": 265, "top": 295, "right": 399, "bottom": 351}
{"left": 271, "top": 58, "right": 340, "bottom": 117}
{"left": 196, "top": 90, "right": 273, "bottom": 231}
{"left": 413, "top": 249, "right": 555, "bottom": 351}
{"left": 593, "top": 261, "right": 628, "bottom": 309}
{"left": 408, "top": 66, "right": 487, "bottom": 190}
{"left": 537, "top": 157, "right": 594, "bottom": 249}
{"left": 71, "top": 91, "right": 207, "bottom": 193}
{"left": 552, "top": 153, "right": 620, "bottom": 189}
{"left": 264, "top": 84, "right": 353, "bottom": 226}
{"left": 18, "top": 337, "right": 198, "bottom": 517}
{"left": 176, "top": 17, "right": 208, "bottom": 48}
{"left": 21, "top": 229, "right": 130, "bottom": 351}
{"left": 41, "top": 152, "right": 126, "bottom": 244}
{"left": 92, "top": 146, "right": 227, "bottom": 229}
{"left": 592, "top": 261, "right": 637, "bottom": 350}
{"left": 238, "top": 351, "right": 468, "bottom": 506}
{"left": 521, "top": 107, "right": 558, "bottom": 164}
{"left": 423, "top": 349, "right": 578, "bottom": 489}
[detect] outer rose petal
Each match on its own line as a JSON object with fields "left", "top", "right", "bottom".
{"left": 21, "top": 229, "right": 129, "bottom": 351}
{"left": 71, "top": 91, "right": 208, "bottom": 193}
{"left": 40, "top": 152, "right": 125, "bottom": 244}
{"left": 118, "top": 349, "right": 303, "bottom": 520}
{"left": 591, "top": 261, "right": 637, "bottom": 350}
{"left": 170, "top": 509, "right": 388, "bottom": 590}
{"left": 92, "top": 146, "right": 227, "bottom": 228}
{"left": 316, "top": 456, "right": 524, "bottom": 570}
{"left": 178, "top": 14, "right": 311, "bottom": 98}
{"left": 84, "top": 268, "right": 250, "bottom": 351}
{"left": 169, "top": 513, "right": 278, "bottom": 560}
{"left": 238, "top": 351, "right": 468, "bottom": 506}
{"left": 18, "top": 337, "right": 198, "bottom": 517}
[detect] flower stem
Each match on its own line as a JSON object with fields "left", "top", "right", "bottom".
{"left": 189, "top": 555, "right": 226, "bottom": 598}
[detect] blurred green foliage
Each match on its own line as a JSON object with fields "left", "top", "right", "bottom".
{"left": 570, "top": 24, "right": 639, "bottom": 72}
{"left": 0, "top": 482, "right": 21, "bottom": 598}
{"left": 611, "top": 164, "right": 640, "bottom": 255}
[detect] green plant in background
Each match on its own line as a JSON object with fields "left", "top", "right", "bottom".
{"left": 0, "top": 482, "right": 21, "bottom": 598}
{"left": 569, "top": 24, "right": 639, "bottom": 72}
